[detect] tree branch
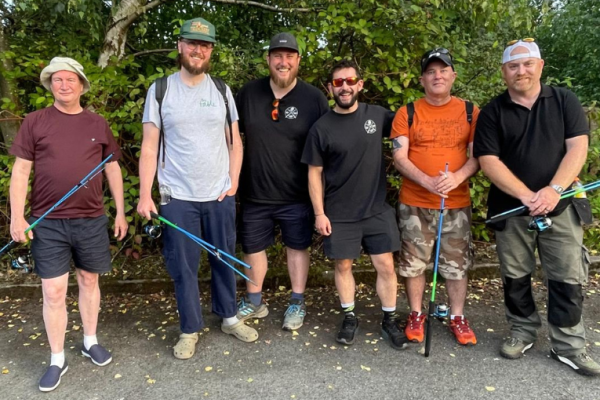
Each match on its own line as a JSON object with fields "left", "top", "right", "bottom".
{"left": 132, "top": 48, "right": 175, "bottom": 57}
{"left": 211, "top": 0, "right": 313, "bottom": 12}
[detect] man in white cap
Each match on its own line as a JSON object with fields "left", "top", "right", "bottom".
{"left": 474, "top": 39, "right": 599, "bottom": 375}
{"left": 9, "top": 57, "right": 128, "bottom": 391}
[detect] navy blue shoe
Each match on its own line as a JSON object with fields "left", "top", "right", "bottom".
{"left": 39, "top": 362, "right": 68, "bottom": 392}
{"left": 82, "top": 344, "right": 113, "bottom": 366}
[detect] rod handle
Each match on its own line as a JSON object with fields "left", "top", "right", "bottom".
{"left": 424, "top": 301, "right": 435, "bottom": 357}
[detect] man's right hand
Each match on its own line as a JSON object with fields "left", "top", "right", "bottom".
{"left": 315, "top": 214, "right": 332, "bottom": 236}
{"left": 137, "top": 197, "right": 158, "bottom": 221}
{"left": 423, "top": 176, "right": 448, "bottom": 199}
{"left": 10, "top": 217, "right": 32, "bottom": 243}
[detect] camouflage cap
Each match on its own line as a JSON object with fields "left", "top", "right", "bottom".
{"left": 180, "top": 17, "right": 216, "bottom": 43}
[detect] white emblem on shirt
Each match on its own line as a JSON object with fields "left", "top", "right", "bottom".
{"left": 364, "top": 120, "right": 376, "bottom": 134}
{"left": 91, "top": 138, "right": 96, "bottom": 141}
{"left": 284, "top": 107, "right": 299, "bottom": 120}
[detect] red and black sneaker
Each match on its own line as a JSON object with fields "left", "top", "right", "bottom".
{"left": 449, "top": 316, "right": 477, "bottom": 346}
{"left": 405, "top": 311, "right": 426, "bottom": 343}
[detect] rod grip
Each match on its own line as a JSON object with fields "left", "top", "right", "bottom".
{"left": 150, "top": 212, "right": 159, "bottom": 220}
{"left": 424, "top": 301, "right": 435, "bottom": 357}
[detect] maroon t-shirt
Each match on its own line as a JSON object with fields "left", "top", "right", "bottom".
{"left": 10, "top": 106, "right": 122, "bottom": 218}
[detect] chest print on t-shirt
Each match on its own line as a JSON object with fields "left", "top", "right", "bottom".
{"left": 284, "top": 106, "right": 298, "bottom": 119}
{"left": 364, "top": 119, "right": 377, "bottom": 134}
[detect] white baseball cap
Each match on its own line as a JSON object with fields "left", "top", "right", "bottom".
{"left": 502, "top": 40, "right": 541, "bottom": 64}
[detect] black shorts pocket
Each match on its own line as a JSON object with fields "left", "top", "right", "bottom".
{"left": 572, "top": 198, "right": 593, "bottom": 225}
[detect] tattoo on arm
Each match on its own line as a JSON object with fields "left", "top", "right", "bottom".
{"left": 392, "top": 137, "right": 403, "bottom": 153}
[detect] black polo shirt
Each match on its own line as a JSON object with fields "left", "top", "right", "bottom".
{"left": 236, "top": 77, "right": 330, "bottom": 204}
{"left": 473, "top": 84, "right": 589, "bottom": 222}
{"left": 301, "top": 103, "right": 395, "bottom": 222}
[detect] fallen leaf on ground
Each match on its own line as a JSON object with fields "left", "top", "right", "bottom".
{"left": 2, "top": 368, "right": 9, "bottom": 374}
{"left": 247, "top": 378, "right": 254, "bottom": 383}
{"left": 114, "top": 374, "right": 122, "bottom": 379}
{"left": 486, "top": 386, "right": 495, "bottom": 392}
{"left": 360, "top": 365, "right": 371, "bottom": 371}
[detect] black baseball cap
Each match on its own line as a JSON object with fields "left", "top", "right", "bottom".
{"left": 420, "top": 48, "right": 454, "bottom": 75}
{"left": 269, "top": 33, "right": 299, "bottom": 53}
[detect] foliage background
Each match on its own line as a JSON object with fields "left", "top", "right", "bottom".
{"left": 0, "top": 0, "right": 599, "bottom": 268}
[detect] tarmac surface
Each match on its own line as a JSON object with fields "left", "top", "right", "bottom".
{"left": 1, "top": 275, "right": 600, "bottom": 400}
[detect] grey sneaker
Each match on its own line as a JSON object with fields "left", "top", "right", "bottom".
{"left": 236, "top": 295, "right": 269, "bottom": 321}
{"left": 282, "top": 299, "right": 306, "bottom": 331}
{"left": 499, "top": 337, "right": 534, "bottom": 359}
{"left": 551, "top": 349, "right": 600, "bottom": 376}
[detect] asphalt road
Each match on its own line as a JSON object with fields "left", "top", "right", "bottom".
{"left": 1, "top": 276, "right": 600, "bottom": 400}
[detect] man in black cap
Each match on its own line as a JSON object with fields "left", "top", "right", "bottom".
{"left": 235, "top": 32, "right": 329, "bottom": 331}
{"left": 390, "top": 48, "right": 479, "bottom": 346}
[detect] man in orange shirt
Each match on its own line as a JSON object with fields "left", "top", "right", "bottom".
{"left": 391, "top": 48, "right": 479, "bottom": 346}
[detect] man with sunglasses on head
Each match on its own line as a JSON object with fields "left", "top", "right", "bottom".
{"left": 474, "top": 39, "right": 599, "bottom": 375}
{"left": 302, "top": 60, "right": 408, "bottom": 350}
{"left": 138, "top": 17, "right": 258, "bottom": 360}
{"left": 391, "top": 48, "right": 480, "bottom": 347}
{"left": 234, "top": 33, "right": 329, "bottom": 331}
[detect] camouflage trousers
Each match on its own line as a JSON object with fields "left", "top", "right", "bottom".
{"left": 397, "top": 203, "right": 473, "bottom": 280}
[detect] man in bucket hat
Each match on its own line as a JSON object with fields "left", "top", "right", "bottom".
{"left": 138, "top": 17, "right": 257, "bottom": 360}
{"left": 9, "top": 56, "right": 128, "bottom": 391}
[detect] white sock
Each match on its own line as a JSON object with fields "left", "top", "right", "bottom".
{"left": 50, "top": 351, "right": 65, "bottom": 368}
{"left": 382, "top": 306, "right": 396, "bottom": 313}
{"left": 450, "top": 315, "right": 463, "bottom": 320}
{"left": 84, "top": 334, "right": 98, "bottom": 350}
{"left": 222, "top": 316, "right": 239, "bottom": 326}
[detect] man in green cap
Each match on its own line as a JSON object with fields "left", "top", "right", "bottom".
{"left": 138, "top": 17, "right": 257, "bottom": 360}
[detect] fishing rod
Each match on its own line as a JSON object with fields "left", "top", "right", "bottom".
{"left": 149, "top": 212, "right": 257, "bottom": 286}
{"left": 486, "top": 179, "right": 600, "bottom": 224}
{"left": 0, "top": 153, "right": 115, "bottom": 260}
{"left": 424, "top": 163, "right": 449, "bottom": 358}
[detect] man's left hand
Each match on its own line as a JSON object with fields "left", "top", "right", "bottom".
{"left": 529, "top": 186, "right": 561, "bottom": 216}
{"left": 434, "top": 170, "right": 460, "bottom": 195}
{"left": 218, "top": 186, "right": 237, "bottom": 202}
{"left": 114, "top": 214, "right": 128, "bottom": 240}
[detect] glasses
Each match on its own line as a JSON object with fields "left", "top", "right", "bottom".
{"left": 507, "top": 38, "right": 535, "bottom": 46}
{"left": 271, "top": 99, "right": 280, "bottom": 121}
{"left": 180, "top": 38, "right": 214, "bottom": 51}
{"left": 331, "top": 76, "right": 360, "bottom": 87}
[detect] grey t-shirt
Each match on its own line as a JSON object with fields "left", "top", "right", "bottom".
{"left": 143, "top": 72, "right": 239, "bottom": 202}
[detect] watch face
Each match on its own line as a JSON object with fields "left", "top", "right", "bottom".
{"left": 552, "top": 185, "right": 564, "bottom": 194}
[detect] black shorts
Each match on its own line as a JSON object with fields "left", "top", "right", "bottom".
{"left": 28, "top": 215, "right": 112, "bottom": 279}
{"left": 239, "top": 201, "right": 314, "bottom": 254}
{"left": 324, "top": 207, "right": 400, "bottom": 260}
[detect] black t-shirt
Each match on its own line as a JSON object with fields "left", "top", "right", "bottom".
{"left": 236, "top": 77, "right": 329, "bottom": 204}
{"left": 301, "top": 103, "right": 395, "bottom": 222}
{"left": 473, "top": 84, "right": 589, "bottom": 221}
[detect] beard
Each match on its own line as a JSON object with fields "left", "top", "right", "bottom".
{"left": 333, "top": 90, "right": 359, "bottom": 109}
{"left": 270, "top": 66, "right": 299, "bottom": 89}
{"left": 180, "top": 52, "right": 210, "bottom": 75}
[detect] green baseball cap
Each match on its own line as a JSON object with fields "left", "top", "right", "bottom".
{"left": 180, "top": 17, "right": 216, "bottom": 43}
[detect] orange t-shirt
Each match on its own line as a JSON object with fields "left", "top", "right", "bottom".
{"left": 390, "top": 97, "right": 479, "bottom": 209}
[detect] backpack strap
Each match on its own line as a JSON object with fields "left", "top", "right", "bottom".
{"left": 465, "top": 101, "right": 474, "bottom": 125}
{"left": 211, "top": 76, "right": 233, "bottom": 147}
{"left": 155, "top": 76, "right": 168, "bottom": 169}
{"left": 406, "top": 102, "right": 415, "bottom": 128}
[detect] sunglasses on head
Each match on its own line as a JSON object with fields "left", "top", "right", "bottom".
{"left": 331, "top": 76, "right": 360, "bottom": 87}
{"left": 507, "top": 38, "right": 535, "bottom": 46}
{"left": 423, "top": 48, "right": 452, "bottom": 61}
{"left": 271, "top": 99, "right": 280, "bottom": 122}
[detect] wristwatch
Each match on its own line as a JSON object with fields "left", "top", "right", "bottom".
{"left": 550, "top": 184, "right": 564, "bottom": 194}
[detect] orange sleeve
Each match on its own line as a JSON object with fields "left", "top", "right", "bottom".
{"left": 390, "top": 106, "right": 409, "bottom": 139}
{"left": 469, "top": 105, "right": 480, "bottom": 143}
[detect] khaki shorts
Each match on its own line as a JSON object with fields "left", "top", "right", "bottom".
{"left": 397, "top": 203, "right": 472, "bottom": 280}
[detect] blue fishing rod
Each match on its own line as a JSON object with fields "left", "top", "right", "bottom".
{"left": 0, "top": 153, "right": 115, "bottom": 265}
{"left": 424, "top": 163, "right": 449, "bottom": 358}
{"left": 149, "top": 212, "right": 257, "bottom": 286}
{"left": 486, "top": 179, "right": 600, "bottom": 224}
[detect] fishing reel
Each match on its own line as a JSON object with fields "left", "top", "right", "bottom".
{"left": 9, "top": 251, "right": 34, "bottom": 274}
{"left": 433, "top": 303, "right": 449, "bottom": 319}
{"left": 143, "top": 223, "right": 163, "bottom": 239}
{"left": 528, "top": 216, "right": 553, "bottom": 232}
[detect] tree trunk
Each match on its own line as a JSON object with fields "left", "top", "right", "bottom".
{"left": 0, "top": 27, "right": 21, "bottom": 150}
{"left": 98, "top": 0, "right": 151, "bottom": 68}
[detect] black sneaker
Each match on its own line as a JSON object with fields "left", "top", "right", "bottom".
{"left": 382, "top": 317, "right": 409, "bottom": 350}
{"left": 336, "top": 315, "right": 359, "bottom": 345}
{"left": 82, "top": 344, "right": 112, "bottom": 366}
{"left": 39, "top": 362, "right": 68, "bottom": 392}
{"left": 551, "top": 349, "right": 600, "bottom": 376}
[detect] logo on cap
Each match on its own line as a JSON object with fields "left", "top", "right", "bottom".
{"left": 191, "top": 21, "right": 210, "bottom": 34}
